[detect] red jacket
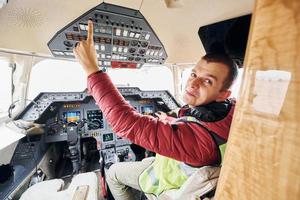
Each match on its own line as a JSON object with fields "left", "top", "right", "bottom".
{"left": 88, "top": 72, "right": 235, "bottom": 167}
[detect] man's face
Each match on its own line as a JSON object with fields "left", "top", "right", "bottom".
{"left": 183, "top": 59, "right": 231, "bottom": 107}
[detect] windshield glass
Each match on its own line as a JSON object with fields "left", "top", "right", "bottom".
{"left": 107, "top": 65, "right": 174, "bottom": 94}
{"left": 28, "top": 59, "right": 174, "bottom": 100}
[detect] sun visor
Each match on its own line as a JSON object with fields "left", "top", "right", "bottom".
{"left": 198, "top": 14, "right": 251, "bottom": 67}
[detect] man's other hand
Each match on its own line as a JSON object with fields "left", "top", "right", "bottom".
{"left": 154, "top": 111, "right": 168, "bottom": 120}
{"left": 73, "top": 20, "right": 99, "bottom": 76}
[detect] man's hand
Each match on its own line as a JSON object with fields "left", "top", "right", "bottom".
{"left": 154, "top": 111, "right": 168, "bottom": 120}
{"left": 73, "top": 20, "right": 99, "bottom": 76}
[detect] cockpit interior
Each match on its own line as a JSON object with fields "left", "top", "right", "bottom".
{"left": 1, "top": 0, "right": 298, "bottom": 199}
{"left": 0, "top": 0, "right": 253, "bottom": 199}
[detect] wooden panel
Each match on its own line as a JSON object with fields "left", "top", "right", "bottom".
{"left": 215, "top": 0, "right": 300, "bottom": 199}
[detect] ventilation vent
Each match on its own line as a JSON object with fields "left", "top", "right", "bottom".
{"left": 7, "top": 7, "right": 44, "bottom": 28}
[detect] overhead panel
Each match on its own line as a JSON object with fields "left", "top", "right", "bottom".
{"left": 47, "top": 3, "right": 167, "bottom": 68}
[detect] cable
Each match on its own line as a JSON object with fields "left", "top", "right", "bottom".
{"left": 8, "top": 98, "right": 39, "bottom": 118}
{"left": 8, "top": 98, "right": 40, "bottom": 129}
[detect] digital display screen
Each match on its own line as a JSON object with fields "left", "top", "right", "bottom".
{"left": 87, "top": 110, "right": 103, "bottom": 120}
{"left": 63, "top": 111, "right": 81, "bottom": 123}
{"left": 103, "top": 133, "right": 114, "bottom": 142}
{"left": 141, "top": 106, "right": 154, "bottom": 115}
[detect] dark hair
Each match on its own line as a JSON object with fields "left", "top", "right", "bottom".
{"left": 202, "top": 53, "right": 238, "bottom": 90}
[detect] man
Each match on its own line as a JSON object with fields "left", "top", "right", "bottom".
{"left": 73, "top": 20, "right": 237, "bottom": 199}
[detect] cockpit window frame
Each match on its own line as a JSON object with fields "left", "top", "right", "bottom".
{"left": 0, "top": 59, "right": 12, "bottom": 116}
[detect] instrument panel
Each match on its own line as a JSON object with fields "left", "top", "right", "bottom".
{"left": 43, "top": 96, "right": 158, "bottom": 143}
{"left": 48, "top": 2, "right": 168, "bottom": 68}
{"left": 16, "top": 87, "right": 180, "bottom": 166}
{"left": 43, "top": 96, "right": 159, "bottom": 165}
{"left": 0, "top": 87, "right": 179, "bottom": 200}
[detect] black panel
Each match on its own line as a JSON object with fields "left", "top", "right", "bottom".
{"left": 198, "top": 14, "right": 251, "bottom": 67}
{"left": 0, "top": 136, "right": 46, "bottom": 200}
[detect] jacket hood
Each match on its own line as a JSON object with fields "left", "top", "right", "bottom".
{"left": 183, "top": 99, "right": 232, "bottom": 122}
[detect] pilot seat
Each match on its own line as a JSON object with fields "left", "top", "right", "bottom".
{"left": 19, "top": 172, "right": 100, "bottom": 200}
